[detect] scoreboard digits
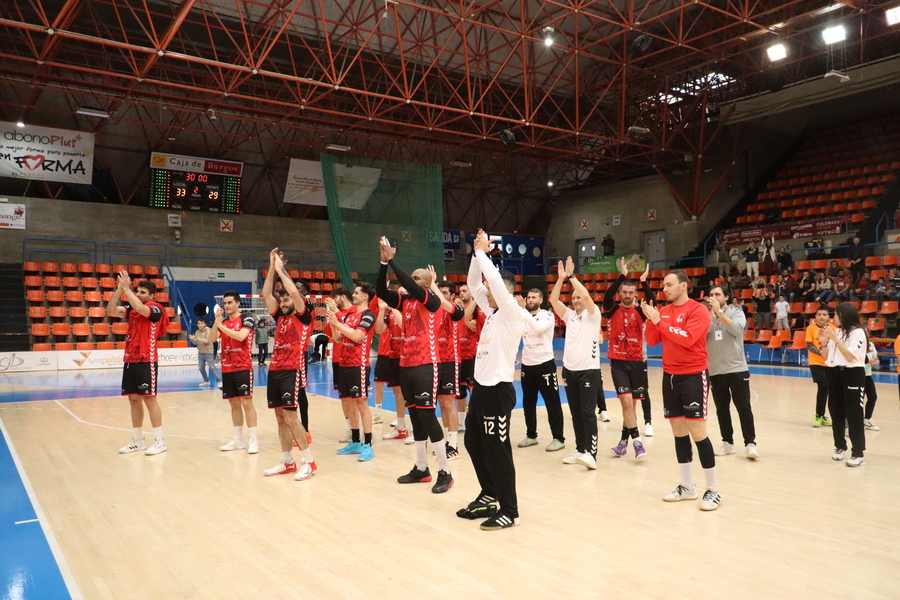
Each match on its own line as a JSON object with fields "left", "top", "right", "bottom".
{"left": 149, "top": 153, "right": 242, "bottom": 213}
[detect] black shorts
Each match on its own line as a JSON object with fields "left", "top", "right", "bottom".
{"left": 458, "top": 358, "right": 475, "bottom": 389}
{"left": 337, "top": 365, "right": 370, "bottom": 399}
{"left": 662, "top": 370, "right": 708, "bottom": 420}
{"left": 222, "top": 370, "right": 253, "bottom": 400}
{"left": 267, "top": 369, "right": 306, "bottom": 410}
{"left": 610, "top": 359, "right": 649, "bottom": 400}
{"left": 399, "top": 363, "right": 441, "bottom": 409}
{"left": 372, "top": 357, "right": 400, "bottom": 387}
{"left": 121, "top": 362, "right": 157, "bottom": 396}
{"left": 438, "top": 361, "right": 458, "bottom": 397}
{"left": 332, "top": 363, "right": 341, "bottom": 391}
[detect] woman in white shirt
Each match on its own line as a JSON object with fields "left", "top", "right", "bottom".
{"left": 819, "top": 303, "right": 868, "bottom": 467}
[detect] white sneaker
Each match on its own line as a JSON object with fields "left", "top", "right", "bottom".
{"left": 663, "top": 484, "right": 698, "bottom": 502}
{"left": 220, "top": 438, "right": 246, "bottom": 451}
{"left": 745, "top": 444, "right": 760, "bottom": 460}
{"left": 118, "top": 439, "right": 146, "bottom": 454}
{"left": 338, "top": 431, "right": 351, "bottom": 444}
{"left": 562, "top": 451, "right": 583, "bottom": 465}
{"left": 390, "top": 419, "right": 397, "bottom": 428}
{"left": 545, "top": 439, "right": 565, "bottom": 452}
{"left": 832, "top": 448, "right": 845, "bottom": 461}
{"left": 644, "top": 423, "right": 654, "bottom": 437}
{"left": 404, "top": 434, "right": 416, "bottom": 445}
{"left": 264, "top": 461, "right": 297, "bottom": 476}
{"left": 294, "top": 460, "right": 316, "bottom": 481}
{"left": 373, "top": 408, "right": 383, "bottom": 424}
{"left": 576, "top": 453, "right": 598, "bottom": 470}
{"left": 699, "top": 489, "right": 722, "bottom": 511}
{"left": 247, "top": 438, "right": 259, "bottom": 454}
{"left": 198, "top": 381, "right": 210, "bottom": 387}
{"left": 382, "top": 428, "right": 409, "bottom": 440}
{"left": 145, "top": 440, "right": 167, "bottom": 456}
{"left": 599, "top": 411, "right": 611, "bottom": 422}
{"left": 846, "top": 456, "right": 865, "bottom": 468}
{"left": 864, "top": 419, "right": 880, "bottom": 431}
{"left": 714, "top": 442, "right": 736, "bottom": 456}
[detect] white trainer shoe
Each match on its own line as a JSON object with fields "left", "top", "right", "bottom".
{"left": 145, "top": 440, "right": 167, "bottom": 456}
{"left": 198, "top": 381, "right": 210, "bottom": 387}
{"left": 663, "top": 484, "right": 698, "bottom": 502}
{"left": 247, "top": 438, "right": 259, "bottom": 454}
{"left": 390, "top": 419, "right": 398, "bottom": 428}
{"left": 382, "top": 428, "right": 409, "bottom": 440}
{"left": 294, "top": 460, "right": 316, "bottom": 481}
{"left": 599, "top": 411, "right": 611, "bottom": 422}
{"left": 220, "top": 438, "right": 246, "bottom": 451}
{"left": 576, "top": 453, "right": 598, "bottom": 470}
{"left": 118, "top": 439, "right": 146, "bottom": 454}
{"left": 699, "top": 489, "right": 722, "bottom": 511}
{"left": 714, "top": 442, "right": 736, "bottom": 456}
{"left": 644, "top": 423, "right": 654, "bottom": 437}
{"left": 562, "top": 451, "right": 583, "bottom": 465}
{"left": 404, "top": 434, "right": 416, "bottom": 445}
{"left": 338, "top": 431, "right": 351, "bottom": 444}
{"left": 373, "top": 408, "right": 383, "bottom": 424}
{"left": 745, "top": 444, "right": 760, "bottom": 460}
{"left": 864, "top": 419, "right": 880, "bottom": 431}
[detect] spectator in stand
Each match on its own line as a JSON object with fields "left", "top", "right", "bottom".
{"left": 888, "top": 268, "right": 900, "bottom": 301}
{"left": 782, "top": 270, "right": 799, "bottom": 302}
{"left": 189, "top": 318, "right": 220, "bottom": 389}
{"left": 743, "top": 242, "right": 760, "bottom": 280}
{"left": 774, "top": 295, "right": 791, "bottom": 331}
{"left": 813, "top": 272, "right": 834, "bottom": 304}
{"left": 733, "top": 272, "right": 751, "bottom": 288}
{"left": 853, "top": 277, "right": 870, "bottom": 301}
{"left": 753, "top": 286, "right": 773, "bottom": 330}
{"left": 490, "top": 243, "right": 504, "bottom": 268}
{"left": 714, "top": 243, "right": 731, "bottom": 278}
{"left": 731, "top": 296, "right": 749, "bottom": 319}
{"left": 806, "top": 237, "right": 825, "bottom": 260}
{"left": 846, "top": 236, "right": 867, "bottom": 283}
{"left": 601, "top": 234, "right": 616, "bottom": 256}
{"left": 256, "top": 317, "right": 271, "bottom": 366}
{"left": 827, "top": 260, "right": 842, "bottom": 279}
{"left": 772, "top": 275, "right": 788, "bottom": 301}
{"left": 777, "top": 247, "right": 793, "bottom": 273}
{"left": 797, "top": 271, "right": 816, "bottom": 302}
{"left": 867, "top": 278, "right": 888, "bottom": 302}
{"left": 761, "top": 237, "right": 777, "bottom": 276}
{"left": 833, "top": 271, "right": 854, "bottom": 302}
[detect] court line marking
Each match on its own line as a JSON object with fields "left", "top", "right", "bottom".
{"left": 0, "top": 416, "right": 84, "bottom": 600}
{"left": 15, "top": 518, "right": 40, "bottom": 525}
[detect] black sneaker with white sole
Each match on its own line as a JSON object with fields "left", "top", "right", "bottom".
{"left": 431, "top": 470, "right": 453, "bottom": 493}
{"left": 456, "top": 493, "right": 498, "bottom": 519}
{"left": 480, "top": 512, "right": 520, "bottom": 531}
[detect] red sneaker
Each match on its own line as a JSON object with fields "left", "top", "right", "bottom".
{"left": 264, "top": 461, "right": 298, "bottom": 476}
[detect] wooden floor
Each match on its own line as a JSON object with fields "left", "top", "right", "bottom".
{"left": 2, "top": 367, "right": 899, "bottom": 600}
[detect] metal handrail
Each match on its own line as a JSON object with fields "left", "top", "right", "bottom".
{"left": 22, "top": 237, "right": 97, "bottom": 262}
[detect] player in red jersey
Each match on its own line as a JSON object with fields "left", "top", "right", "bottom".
{"left": 455, "top": 282, "right": 484, "bottom": 433}
{"left": 642, "top": 270, "right": 720, "bottom": 511}
{"left": 434, "top": 275, "right": 464, "bottom": 459}
{"left": 328, "top": 282, "right": 378, "bottom": 462}
{"left": 603, "top": 258, "right": 654, "bottom": 460}
{"left": 259, "top": 249, "right": 316, "bottom": 480}
{"left": 210, "top": 290, "right": 259, "bottom": 455}
{"left": 325, "top": 285, "right": 354, "bottom": 442}
{"left": 107, "top": 272, "right": 170, "bottom": 456}
{"left": 376, "top": 298, "right": 409, "bottom": 440}
{"left": 375, "top": 237, "right": 454, "bottom": 494}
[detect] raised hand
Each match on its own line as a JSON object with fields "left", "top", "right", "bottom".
{"left": 640, "top": 263, "right": 650, "bottom": 282}
{"left": 557, "top": 260, "right": 567, "bottom": 280}
{"left": 270, "top": 247, "right": 279, "bottom": 264}
{"left": 380, "top": 236, "right": 396, "bottom": 262}
{"left": 515, "top": 295, "right": 525, "bottom": 308}
{"left": 118, "top": 270, "right": 132, "bottom": 290}
{"left": 565, "top": 256, "right": 575, "bottom": 277}
{"left": 641, "top": 299, "right": 660, "bottom": 324}
{"left": 474, "top": 229, "right": 490, "bottom": 254}
{"left": 618, "top": 256, "right": 628, "bottom": 276}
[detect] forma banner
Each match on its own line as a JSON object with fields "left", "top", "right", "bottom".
{"left": 583, "top": 254, "right": 647, "bottom": 274}
{"left": 719, "top": 217, "right": 845, "bottom": 246}
{"left": 57, "top": 348, "right": 198, "bottom": 371}
{"left": 282, "top": 158, "right": 381, "bottom": 209}
{"left": 0, "top": 351, "right": 58, "bottom": 373}
{"left": 0, "top": 203, "right": 26, "bottom": 229}
{"left": 0, "top": 122, "right": 95, "bottom": 184}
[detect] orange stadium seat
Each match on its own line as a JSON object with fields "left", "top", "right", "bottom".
{"left": 76, "top": 342, "right": 94, "bottom": 351}
{"left": 89, "top": 307, "right": 106, "bottom": 318}
{"left": 55, "top": 343, "right": 74, "bottom": 351}
{"left": 72, "top": 323, "right": 91, "bottom": 337}
{"left": 85, "top": 291, "right": 102, "bottom": 303}
{"left": 24, "top": 261, "right": 40, "bottom": 272}
{"left": 49, "top": 307, "right": 67, "bottom": 319}
{"left": 78, "top": 263, "right": 94, "bottom": 274}
{"left": 97, "top": 342, "right": 115, "bottom": 350}
{"left": 29, "top": 306, "right": 47, "bottom": 319}
{"left": 61, "top": 263, "right": 78, "bottom": 274}
{"left": 31, "top": 323, "right": 50, "bottom": 337}
{"left": 145, "top": 265, "right": 160, "bottom": 277}
{"left": 63, "top": 276, "right": 80, "bottom": 288}
{"left": 32, "top": 343, "right": 52, "bottom": 352}
{"left": 44, "top": 276, "right": 61, "bottom": 288}
{"left": 47, "top": 290, "right": 65, "bottom": 303}
{"left": 880, "top": 301, "right": 898, "bottom": 315}
{"left": 69, "top": 307, "right": 87, "bottom": 319}
{"left": 42, "top": 262, "right": 59, "bottom": 272}
{"left": 66, "top": 291, "right": 84, "bottom": 303}
{"left": 93, "top": 323, "right": 110, "bottom": 337}
{"left": 27, "top": 290, "right": 45, "bottom": 303}
{"left": 95, "top": 264, "right": 111, "bottom": 275}
{"left": 52, "top": 323, "right": 70, "bottom": 337}
{"left": 24, "top": 276, "right": 42, "bottom": 287}
{"left": 112, "top": 322, "right": 129, "bottom": 336}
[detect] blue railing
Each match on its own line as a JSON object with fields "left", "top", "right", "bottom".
{"left": 161, "top": 264, "right": 190, "bottom": 333}
{"left": 103, "top": 241, "right": 167, "bottom": 265}
{"left": 23, "top": 237, "right": 97, "bottom": 262}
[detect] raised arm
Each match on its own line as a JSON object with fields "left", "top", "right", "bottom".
{"left": 113, "top": 271, "right": 150, "bottom": 317}
{"left": 106, "top": 278, "right": 126, "bottom": 318}
{"left": 427, "top": 265, "right": 457, "bottom": 314}
{"left": 275, "top": 254, "right": 306, "bottom": 316}
{"left": 472, "top": 230, "right": 521, "bottom": 322}
{"left": 467, "top": 233, "right": 490, "bottom": 312}
{"left": 565, "top": 256, "right": 597, "bottom": 316}
{"left": 261, "top": 248, "right": 280, "bottom": 315}
{"left": 548, "top": 259, "right": 568, "bottom": 320}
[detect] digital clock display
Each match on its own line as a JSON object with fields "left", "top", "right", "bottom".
{"left": 149, "top": 168, "right": 241, "bottom": 213}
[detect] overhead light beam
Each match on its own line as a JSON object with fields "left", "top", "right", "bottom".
{"left": 822, "top": 24, "right": 846, "bottom": 44}
{"left": 767, "top": 43, "right": 787, "bottom": 61}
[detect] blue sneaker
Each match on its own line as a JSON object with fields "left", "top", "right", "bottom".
{"left": 357, "top": 444, "right": 375, "bottom": 462}
{"left": 336, "top": 441, "right": 363, "bottom": 455}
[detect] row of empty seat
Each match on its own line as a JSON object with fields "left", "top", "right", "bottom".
{"left": 23, "top": 262, "right": 161, "bottom": 276}
{"left": 32, "top": 341, "right": 190, "bottom": 352}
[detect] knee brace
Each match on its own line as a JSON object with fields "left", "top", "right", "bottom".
{"left": 695, "top": 437, "right": 716, "bottom": 469}
{"left": 674, "top": 435, "right": 693, "bottom": 464}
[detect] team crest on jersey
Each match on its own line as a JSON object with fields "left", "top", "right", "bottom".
{"left": 676, "top": 313, "right": 684, "bottom": 323}
{"left": 415, "top": 392, "right": 431, "bottom": 401}
{"left": 239, "top": 384, "right": 249, "bottom": 391}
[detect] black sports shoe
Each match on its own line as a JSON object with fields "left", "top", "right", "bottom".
{"left": 431, "top": 469, "right": 453, "bottom": 493}
{"left": 467, "top": 493, "right": 497, "bottom": 509}
{"left": 446, "top": 444, "right": 460, "bottom": 461}
{"left": 456, "top": 505, "right": 498, "bottom": 520}
{"left": 397, "top": 465, "right": 432, "bottom": 484}
{"left": 480, "top": 512, "right": 520, "bottom": 531}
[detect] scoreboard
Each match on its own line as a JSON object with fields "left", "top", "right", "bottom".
{"left": 149, "top": 152, "right": 242, "bottom": 213}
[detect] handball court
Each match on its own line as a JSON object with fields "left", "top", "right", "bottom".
{"left": 0, "top": 360, "right": 897, "bottom": 600}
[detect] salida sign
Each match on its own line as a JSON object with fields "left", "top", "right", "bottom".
{"left": 0, "top": 122, "right": 95, "bottom": 184}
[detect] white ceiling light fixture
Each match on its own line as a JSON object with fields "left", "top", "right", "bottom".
{"left": 449, "top": 161, "right": 472, "bottom": 168}
{"left": 547, "top": 180, "right": 554, "bottom": 187}
{"left": 76, "top": 107, "right": 111, "bottom": 118}
{"left": 326, "top": 143, "right": 351, "bottom": 152}
{"left": 16, "top": 121, "right": 25, "bottom": 127}
{"left": 628, "top": 125, "right": 650, "bottom": 135}
{"left": 542, "top": 26, "right": 555, "bottom": 47}
{"left": 766, "top": 43, "right": 787, "bottom": 61}
{"left": 822, "top": 24, "right": 846, "bottom": 44}
{"left": 824, "top": 69, "right": 851, "bottom": 83}
{"left": 886, "top": 5, "right": 900, "bottom": 25}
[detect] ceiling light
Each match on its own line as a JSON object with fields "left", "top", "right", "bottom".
{"left": 326, "top": 143, "right": 351, "bottom": 152}
{"left": 628, "top": 125, "right": 650, "bottom": 135}
{"left": 887, "top": 6, "right": 900, "bottom": 25}
{"left": 16, "top": 121, "right": 25, "bottom": 128}
{"left": 449, "top": 161, "right": 472, "bottom": 168}
{"left": 824, "top": 69, "right": 850, "bottom": 83}
{"left": 766, "top": 43, "right": 787, "bottom": 61}
{"left": 76, "top": 107, "right": 111, "bottom": 118}
{"left": 547, "top": 181, "right": 554, "bottom": 187}
{"left": 822, "top": 25, "right": 846, "bottom": 45}
{"left": 542, "top": 26, "right": 555, "bottom": 47}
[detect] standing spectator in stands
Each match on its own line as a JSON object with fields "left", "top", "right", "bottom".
{"left": 743, "top": 242, "right": 760, "bottom": 280}
{"left": 761, "top": 237, "right": 777, "bottom": 276}
{"left": 834, "top": 271, "right": 853, "bottom": 302}
{"left": 490, "top": 243, "right": 504, "bottom": 268}
{"left": 753, "top": 287, "right": 773, "bottom": 330}
{"left": 256, "top": 317, "right": 271, "bottom": 366}
{"left": 847, "top": 236, "right": 867, "bottom": 283}
{"left": 714, "top": 243, "right": 731, "bottom": 278}
{"left": 806, "top": 237, "right": 825, "bottom": 260}
{"left": 777, "top": 247, "right": 793, "bottom": 273}
{"left": 731, "top": 296, "right": 749, "bottom": 318}
{"left": 601, "top": 234, "right": 616, "bottom": 257}
{"left": 867, "top": 278, "right": 888, "bottom": 302}
{"left": 827, "top": 260, "right": 842, "bottom": 279}
{"left": 190, "top": 318, "right": 220, "bottom": 389}
{"left": 774, "top": 295, "right": 791, "bottom": 331}
{"left": 813, "top": 272, "right": 834, "bottom": 304}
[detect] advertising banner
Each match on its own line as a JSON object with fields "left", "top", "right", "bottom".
{"left": 57, "top": 348, "right": 198, "bottom": 371}
{"left": 0, "top": 351, "right": 58, "bottom": 373}
{"left": 720, "top": 218, "right": 845, "bottom": 246}
{"left": 584, "top": 254, "right": 646, "bottom": 274}
{"left": 150, "top": 152, "right": 243, "bottom": 177}
{"left": 283, "top": 158, "right": 381, "bottom": 209}
{"left": 0, "top": 203, "right": 26, "bottom": 229}
{"left": 0, "top": 122, "right": 95, "bottom": 184}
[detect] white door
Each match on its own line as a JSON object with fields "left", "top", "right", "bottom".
{"left": 644, "top": 230, "right": 666, "bottom": 271}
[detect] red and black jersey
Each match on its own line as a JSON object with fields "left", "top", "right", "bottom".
{"left": 389, "top": 312, "right": 403, "bottom": 360}
{"left": 269, "top": 302, "right": 313, "bottom": 375}
{"left": 377, "top": 312, "right": 393, "bottom": 358}
{"left": 325, "top": 306, "right": 354, "bottom": 365}
{"left": 644, "top": 299, "right": 710, "bottom": 374}
{"left": 399, "top": 292, "right": 443, "bottom": 368}
{"left": 123, "top": 302, "right": 168, "bottom": 363}
{"left": 221, "top": 313, "right": 255, "bottom": 373}
{"left": 339, "top": 308, "right": 376, "bottom": 367}
{"left": 437, "top": 304, "right": 464, "bottom": 363}
{"left": 606, "top": 304, "right": 647, "bottom": 362}
{"left": 456, "top": 305, "right": 485, "bottom": 361}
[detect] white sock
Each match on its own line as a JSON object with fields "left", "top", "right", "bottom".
{"left": 132, "top": 427, "right": 143, "bottom": 440}
{"left": 396, "top": 416, "right": 406, "bottom": 430}
{"left": 153, "top": 427, "right": 163, "bottom": 442}
{"left": 459, "top": 410, "right": 466, "bottom": 426}
{"left": 434, "top": 440, "right": 449, "bottom": 472}
{"left": 448, "top": 431, "right": 458, "bottom": 449}
{"left": 233, "top": 426, "right": 243, "bottom": 440}
{"left": 678, "top": 463, "right": 694, "bottom": 489}
{"left": 415, "top": 441, "right": 428, "bottom": 471}
{"left": 703, "top": 467, "right": 717, "bottom": 491}
{"left": 282, "top": 451, "right": 294, "bottom": 464}
{"left": 301, "top": 448, "right": 313, "bottom": 463}
{"left": 247, "top": 427, "right": 257, "bottom": 440}
{"left": 375, "top": 404, "right": 382, "bottom": 411}
{"left": 345, "top": 418, "right": 351, "bottom": 431}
